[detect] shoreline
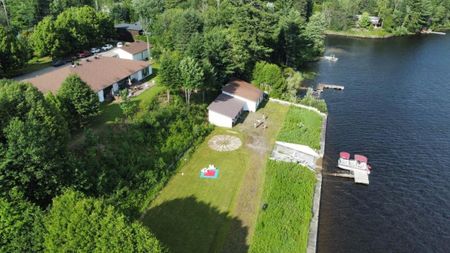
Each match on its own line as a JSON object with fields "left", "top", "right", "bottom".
{"left": 268, "top": 98, "right": 327, "bottom": 253}
{"left": 325, "top": 30, "right": 395, "bottom": 39}
{"left": 307, "top": 114, "right": 327, "bottom": 253}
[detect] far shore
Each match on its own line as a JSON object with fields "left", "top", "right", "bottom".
{"left": 326, "top": 27, "right": 449, "bottom": 39}
{"left": 325, "top": 30, "right": 396, "bottom": 39}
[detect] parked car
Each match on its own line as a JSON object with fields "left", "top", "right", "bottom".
{"left": 51, "top": 59, "right": 66, "bottom": 67}
{"left": 77, "top": 50, "right": 92, "bottom": 58}
{"left": 90, "top": 47, "right": 101, "bottom": 54}
{"left": 101, "top": 44, "right": 113, "bottom": 51}
{"left": 117, "top": 42, "right": 123, "bottom": 48}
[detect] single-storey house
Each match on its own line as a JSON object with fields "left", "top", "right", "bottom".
{"left": 25, "top": 56, "right": 151, "bottom": 102}
{"left": 208, "top": 79, "right": 264, "bottom": 128}
{"left": 114, "top": 41, "right": 150, "bottom": 61}
{"left": 115, "top": 22, "right": 143, "bottom": 42}
{"left": 222, "top": 79, "right": 264, "bottom": 112}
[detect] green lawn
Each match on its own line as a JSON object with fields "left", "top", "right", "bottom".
{"left": 141, "top": 129, "right": 250, "bottom": 253}
{"left": 8, "top": 56, "right": 52, "bottom": 77}
{"left": 141, "top": 101, "right": 290, "bottom": 253}
{"left": 249, "top": 160, "right": 316, "bottom": 253}
{"left": 277, "top": 106, "right": 323, "bottom": 150}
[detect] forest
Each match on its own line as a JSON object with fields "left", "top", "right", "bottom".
{"left": 315, "top": 0, "right": 450, "bottom": 35}
{"left": 0, "top": 0, "right": 326, "bottom": 251}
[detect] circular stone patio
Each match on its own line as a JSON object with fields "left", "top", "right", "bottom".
{"left": 208, "top": 135, "right": 242, "bottom": 152}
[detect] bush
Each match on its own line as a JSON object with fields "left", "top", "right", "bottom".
{"left": 75, "top": 103, "right": 212, "bottom": 216}
{"left": 297, "top": 90, "right": 328, "bottom": 113}
{"left": 277, "top": 106, "right": 323, "bottom": 150}
{"left": 250, "top": 160, "right": 316, "bottom": 253}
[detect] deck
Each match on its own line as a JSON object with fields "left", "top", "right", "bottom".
{"left": 316, "top": 83, "right": 345, "bottom": 91}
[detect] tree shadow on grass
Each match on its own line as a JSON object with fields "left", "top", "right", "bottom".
{"left": 142, "top": 196, "right": 248, "bottom": 253}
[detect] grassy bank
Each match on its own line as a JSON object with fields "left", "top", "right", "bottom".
{"left": 277, "top": 106, "right": 323, "bottom": 150}
{"left": 325, "top": 29, "right": 395, "bottom": 38}
{"left": 249, "top": 160, "right": 316, "bottom": 253}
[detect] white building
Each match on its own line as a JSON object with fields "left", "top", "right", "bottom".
{"left": 26, "top": 56, "right": 151, "bottom": 102}
{"left": 114, "top": 41, "right": 150, "bottom": 61}
{"left": 208, "top": 79, "right": 264, "bottom": 128}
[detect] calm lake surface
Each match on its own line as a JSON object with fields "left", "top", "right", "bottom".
{"left": 311, "top": 35, "right": 450, "bottom": 252}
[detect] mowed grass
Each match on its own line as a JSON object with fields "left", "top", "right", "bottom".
{"left": 277, "top": 106, "right": 323, "bottom": 150}
{"left": 141, "top": 129, "right": 251, "bottom": 253}
{"left": 249, "top": 160, "right": 316, "bottom": 253}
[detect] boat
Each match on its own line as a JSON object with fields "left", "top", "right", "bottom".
{"left": 323, "top": 54, "right": 338, "bottom": 62}
{"left": 337, "top": 152, "right": 371, "bottom": 185}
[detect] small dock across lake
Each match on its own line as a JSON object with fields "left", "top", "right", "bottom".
{"left": 316, "top": 83, "right": 345, "bottom": 91}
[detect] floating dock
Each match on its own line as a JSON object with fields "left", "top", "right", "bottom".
{"left": 316, "top": 83, "right": 345, "bottom": 91}
{"left": 328, "top": 171, "right": 369, "bottom": 185}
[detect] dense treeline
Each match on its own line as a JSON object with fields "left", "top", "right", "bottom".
{"left": 136, "top": 0, "right": 325, "bottom": 105}
{"left": 316, "top": 0, "right": 450, "bottom": 34}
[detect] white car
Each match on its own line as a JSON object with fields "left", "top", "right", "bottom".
{"left": 101, "top": 44, "right": 113, "bottom": 51}
{"left": 90, "top": 48, "right": 101, "bottom": 54}
{"left": 117, "top": 42, "right": 123, "bottom": 48}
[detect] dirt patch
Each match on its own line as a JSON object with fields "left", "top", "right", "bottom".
{"left": 208, "top": 135, "right": 242, "bottom": 152}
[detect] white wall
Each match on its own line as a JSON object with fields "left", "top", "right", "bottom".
{"left": 208, "top": 110, "right": 233, "bottom": 128}
{"left": 222, "top": 91, "right": 260, "bottom": 112}
{"left": 133, "top": 50, "right": 149, "bottom": 61}
{"left": 97, "top": 90, "right": 104, "bottom": 102}
{"left": 114, "top": 48, "right": 149, "bottom": 61}
{"left": 114, "top": 49, "right": 133, "bottom": 60}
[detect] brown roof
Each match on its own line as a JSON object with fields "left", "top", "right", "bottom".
{"left": 222, "top": 79, "right": 263, "bottom": 102}
{"left": 208, "top": 94, "right": 245, "bottom": 119}
{"left": 25, "top": 57, "right": 149, "bottom": 93}
{"left": 118, "top": 41, "right": 149, "bottom": 55}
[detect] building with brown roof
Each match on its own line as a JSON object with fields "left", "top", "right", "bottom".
{"left": 25, "top": 56, "right": 151, "bottom": 102}
{"left": 114, "top": 41, "right": 150, "bottom": 61}
{"left": 222, "top": 79, "right": 264, "bottom": 112}
{"left": 208, "top": 79, "right": 264, "bottom": 128}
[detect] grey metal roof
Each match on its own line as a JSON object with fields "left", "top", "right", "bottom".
{"left": 115, "top": 22, "right": 143, "bottom": 31}
{"left": 208, "top": 94, "right": 245, "bottom": 119}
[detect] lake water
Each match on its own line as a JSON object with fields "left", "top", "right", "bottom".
{"left": 311, "top": 35, "right": 450, "bottom": 252}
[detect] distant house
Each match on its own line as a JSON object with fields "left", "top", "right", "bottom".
{"left": 356, "top": 15, "right": 382, "bottom": 27}
{"left": 114, "top": 41, "right": 150, "bottom": 61}
{"left": 115, "top": 22, "right": 143, "bottom": 42}
{"left": 208, "top": 79, "right": 264, "bottom": 128}
{"left": 25, "top": 56, "right": 151, "bottom": 102}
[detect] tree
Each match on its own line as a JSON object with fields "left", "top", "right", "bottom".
{"left": 0, "top": 25, "right": 30, "bottom": 77}
{"left": 0, "top": 80, "right": 70, "bottom": 205}
{"left": 5, "top": 0, "right": 38, "bottom": 30}
{"left": 179, "top": 56, "right": 204, "bottom": 105}
{"left": 359, "top": 11, "right": 372, "bottom": 28}
{"left": 30, "top": 6, "right": 114, "bottom": 58}
{"left": 158, "top": 50, "right": 182, "bottom": 102}
{"left": 252, "top": 61, "right": 286, "bottom": 98}
{"left": 119, "top": 89, "right": 138, "bottom": 118}
{"left": 0, "top": 191, "right": 44, "bottom": 252}
{"left": 49, "top": 0, "right": 94, "bottom": 16}
{"left": 203, "top": 27, "right": 235, "bottom": 84}
{"left": 44, "top": 190, "right": 163, "bottom": 252}
{"left": 30, "top": 16, "right": 54, "bottom": 57}
{"left": 57, "top": 74, "right": 100, "bottom": 130}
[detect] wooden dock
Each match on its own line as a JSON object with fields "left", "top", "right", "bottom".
{"left": 327, "top": 171, "right": 369, "bottom": 185}
{"left": 316, "top": 83, "right": 345, "bottom": 91}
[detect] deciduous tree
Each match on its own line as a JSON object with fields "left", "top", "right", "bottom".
{"left": 57, "top": 74, "right": 100, "bottom": 130}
